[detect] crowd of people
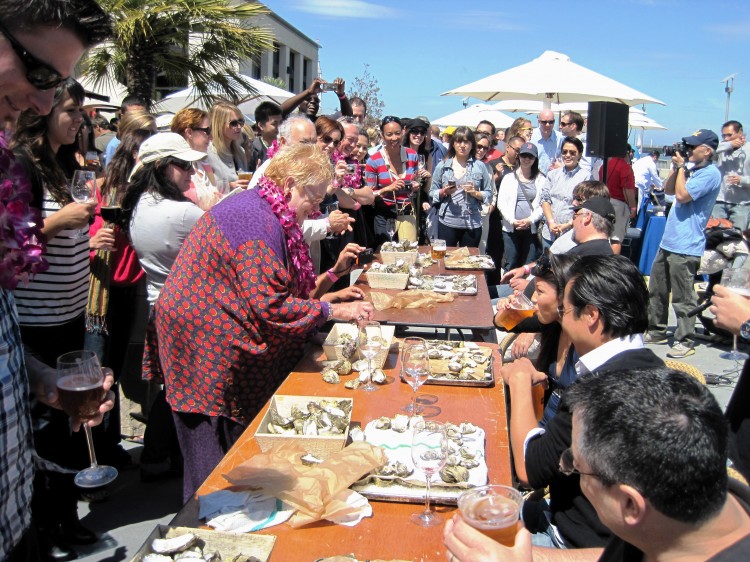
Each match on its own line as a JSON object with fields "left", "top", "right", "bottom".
{"left": 1, "top": 2, "right": 749, "bottom": 562}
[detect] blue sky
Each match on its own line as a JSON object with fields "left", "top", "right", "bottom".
{"left": 260, "top": 0, "right": 749, "bottom": 148}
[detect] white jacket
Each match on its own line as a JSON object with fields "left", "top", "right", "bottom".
{"left": 497, "top": 170, "right": 548, "bottom": 233}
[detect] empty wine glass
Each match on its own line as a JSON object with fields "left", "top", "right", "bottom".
{"left": 410, "top": 420, "right": 449, "bottom": 527}
{"left": 56, "top": 350, "right": 118, "bottom": 488}
{"left": 720, "top": 268, "right": 750, "bottom": 361}
{"left": 325, "top": 200, "right": 340, "bottom": 240}
{"left": 358, "top": 321, "right": 382, "bottom": 392}
{"left": 69, "top": 170, "right": 96, "bottom": 238}
{"left": 417, "top": 154, "right": 426, "bottom": 172}
{"left": 385, "top": 218, "right": 397, "bottom": 243}
{"left": 402, "top": 343, "right": 429, "bottom": 414}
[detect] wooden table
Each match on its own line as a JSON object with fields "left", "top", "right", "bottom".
{"left": 172, "top": 342, "right": 511, "bottom": 561}
{"left": 355, "top": 247, "right": 496, "bottom": 333}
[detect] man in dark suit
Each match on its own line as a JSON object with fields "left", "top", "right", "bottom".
{"left": 500, "top": 255, "right": 664, "bottom": 556}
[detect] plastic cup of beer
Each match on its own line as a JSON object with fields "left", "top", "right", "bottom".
{"left": 458, "top": 485, "right": 523, "bottom": 547}
{"left": 496, "top": 293, "right": 535, "bottom": 330}
{"left": 238, "top": 170, "right": 253, "bottom": 182}
{"left": 431, "top": 239, "right": 447, "bottom": 261}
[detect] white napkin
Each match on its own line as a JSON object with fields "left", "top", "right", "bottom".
{"left": 199, "top": 490, "right": 294, "bottom": 533}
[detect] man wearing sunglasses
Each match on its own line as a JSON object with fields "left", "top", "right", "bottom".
{"left": 531, "top": 109, "right": 561, "bottom": 173}
{"left": 0, "top": 2, "right": 112, "bottom": 560}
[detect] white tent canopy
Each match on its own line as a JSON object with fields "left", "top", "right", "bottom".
{"left": 154, "top": 74, "right": 294, "bottom": 115}
{"left": 432, "top": 103, "right": 514, "bottom": 129}
{"left": 442, "top": 51, "right": 664, "bottom": 109}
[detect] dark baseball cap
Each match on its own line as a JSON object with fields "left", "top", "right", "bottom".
{"left": 519, "top": 142, "right": 538, "bottom": 158}
{"left": 682, "top": 129, "right": 719, "bottom": 150}
{"left": 573, "top": 197, "right": 616, "bottom": 224}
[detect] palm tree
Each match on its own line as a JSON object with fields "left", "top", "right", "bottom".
{"left": 82, "top": 0, "right": 275, "bottom": 109}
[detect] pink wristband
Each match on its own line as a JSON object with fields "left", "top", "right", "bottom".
{"left": 353, "top": 201, "right": 361, "bottom": 210}
{"left": 326, "top": 269, "right": 340, "bottom": 283}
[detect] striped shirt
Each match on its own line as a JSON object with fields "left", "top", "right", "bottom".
{"left": 14, "top": 191, "right": 90, "bottom": 326}
{"left": 0, "top": 289, "right": 34, "bottom": 557}
{"left": 365, "top": 147, "right": 418, "bottom": 207}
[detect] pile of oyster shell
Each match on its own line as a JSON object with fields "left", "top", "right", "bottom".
{"left": 407, "top": 273, "right": 476, "bottom": 293}
{"left": 321, "top": 332, "right": 389, "bottom": 387}
{"left": 141, "top": 532, "right": 258, "bottom": 562}
{"left": 381, "top": 240, "right": 418, "bottom": 252}
{"left": 444, "top": 254, "right": 495, "bottom": 269}
{"left": 368, "top": 260, "right": 411, "bottom": 274}
{"left": 265, "top": 399, "right": 351, "bottom": 436}
{"left": 425, "top": 341, "right": 490, "bottom": 380}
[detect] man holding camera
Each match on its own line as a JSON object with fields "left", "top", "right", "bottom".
{"left": 644, "top": 129, "right": 721, "bottom": 358}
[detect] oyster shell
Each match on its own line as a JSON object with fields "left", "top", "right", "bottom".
{"left": 394, "top": 461, "right": 413, "bottom": 477}
{"left": 352, "top": 359, "right": 369, "bottom": 371}
{"left": 267, "top": 423, "right": 295, "bottom": 436}
{"left": 144, "top": 555, "right": 174, "bottom": 562}
{"left": 349, "top": 426, "right": 365, "bottom": 441}
{"left": 460, "top": 459, "right": 480, "bottom": 469}
{"left": 321, "top": 369, "right": 340, "bottom": 384}
{"left": 459, "top": 446, "right": 477, "bottom": 459}
{"left": 459, "top": 422, "right": 477, "bottom": 434}
{"left": 371, "top": 369, "right": 387, "bottom": 384}
{"left": 175, "top": 547, "right": 204, "bottom": 560}
{"left": 344, "top": 378, "right": 361, "bottom": 389}
{"left": 391, "top": 414, "right": 409, "bottom": 433}
{"left": 300, "top": 453, "right": 323, "bottom": 466}
{"left": 375, "top": 416, "right": 392, "bottom": 430}
{"left": 332, "top": 359, "right": 352, "bottom": 375}
{"left": 440, "top": 465, "right": 470, "bottom": 484}
{"left": 152, "top": 533, "right": 198, "bottom": 554}
{"left": 448, "top": 361, "right": 462, "bottom": 373}
{"left": 408, "top": 276, "right": 423, "bottom": 286}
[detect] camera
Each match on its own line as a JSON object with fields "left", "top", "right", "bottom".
{"left": 320, "top": 82, "right": 337, "bottom": 92}
{"left": 663, "top": 143, "right": 687, "bottom": 157}
{"left": 346, "top": 163, "right": 357, "bottom": 174}
{"left": 355, "top": 248, "right": 374, "bottom": 265}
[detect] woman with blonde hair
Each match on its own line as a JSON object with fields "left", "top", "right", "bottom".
{"left": 206, "top": 101, "right": 249, "bottom": 189}
{"left": 508, "top": 117, "right": 534, "bottom": 142}
{"left": 151, "top": 143, "right": 374, "bottom": 500}
{"left": 171, "top": 107, "right": 222, "bottom": 210}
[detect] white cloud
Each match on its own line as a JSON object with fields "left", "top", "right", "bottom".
{"left": 444, "top": 11, "right": 527, "bottom": 32}
{"left": 707, "top": 20, "right": 750, "bottom": 37}
{"left": 291, "top": 0, "right": 400, "bottom": 19}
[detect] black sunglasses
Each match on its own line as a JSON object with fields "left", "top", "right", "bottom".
{"left": 0, "top": 21, "right": 64, "bottom": 90}
{"left": 539, "top": 120, "right": 555, "bottom": 125}
{"left": 192, "top": 126, "right": 212, "bottom": 135}
{"left": 166, "top": 157, "right": 194, "bottom": 171}
{"left": 228, "top": 119, "right": 245, "bottom": 128}
{"left": 320, "top": 135, "right": 340, "bottom": 146}
{"left": 476, "top": 144, "right": 489, "bottom": 151}
{"left": 410, "top": 128, "right": 426, "bottom": 136}
{"left": 382, "top": 115, "right": 402, "bottom": 127}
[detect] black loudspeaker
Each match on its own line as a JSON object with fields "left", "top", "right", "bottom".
{"left": 586, "top": 101, "right": 629, "bottom": 158}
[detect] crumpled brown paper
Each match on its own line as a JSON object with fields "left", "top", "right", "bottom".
{"left": 370, "top": 290, "right": 454, "bottom": 311}
{"left": 222, "top": 441, "right": 387, "bottom": 527}
{"left": 443, "top": 246, "right": 471, "bottom": 266}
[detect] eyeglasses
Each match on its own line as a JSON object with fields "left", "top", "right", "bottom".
{"left": 192, "top": 127, "right": 212, "bottom": 135}
{"left": 476, "top": 144, "right": 489, "bottom": 151}
{"left": 506, "top": 144, "right": 522, "bottom": 152}
{"left": 560, "top": 121, "right": 573, "bottom": 127}
{"left": 559, "top": 448, "right": 600, "bottom": 478}
{"left": 166, "top": 158, "right": 194, "bottom": 172}
{"left": 228, "top": 119, "right": 245, "bottom": 128}
{"left": 556, "top": 305, "right": 574, "bottom": 317}
{"left": 320, "top": 135, "right": 341, "bottom": 147}
{"left": 410, "top": 129, "right": 426, "bottom": 136}
{"left": 382, "top": 115, "right": 402, "bottom": 127}
{"left": 561, "top": 149, "right": 579, "bottom": 156}
{"left": 0, "top": 21, "right": 64, "bottom": 90}
{"left": 519, "top": 126, "right": 532, "bottom": 131}
{"left": 519, "top": 153, "right": 535, "bottom": 159}
{"left": 539, "top": 120, "right": 555, "bottom": 125}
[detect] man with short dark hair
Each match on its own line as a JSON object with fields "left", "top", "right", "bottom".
{"left": 632, "top": 150, "right": 663, "bottom": 209}
{"left": 500, "top": 255, "right": 663, "bottom": 554}
{"left": 0, "top": 2, "right": 113, "bottom": 559}
{"left": 476, "top": 119, "right": 502, "bottom": 161}
{"left": 645, "top": 129, "right": 721, "bottom": 358}
{"left": 350, "top": 96, "right": 366, "bottom": 125}
{"left": 248, "top": 100, "right": 282, "bottom": 171}
{"left": 713, "top": 120, "right": 750, "bottom": 230}
{"left": 558, "top": 110, "right": 597, "bottom": 177}
{"left": 91, "top": 113, "right": 114, "bottom": 153}
{"left": 103, "top": 93, "right": 146, "bottom": 166}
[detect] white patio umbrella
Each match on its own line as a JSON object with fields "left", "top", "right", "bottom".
{"left": 442, "top": 51, "right": 664, "bottom": 110}
{"left": 628, "top": 114, "right": 667, "bottom": 131}
{"left": 491, "top": 100, "right": 647, "bottom": 117}
{"left": 432, "top": 103, "right": 514, "bottom": 129}
{"left": 154, "top": 74, "right": 294, "bottom": 114}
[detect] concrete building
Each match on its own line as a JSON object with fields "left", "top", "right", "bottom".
{"left": 240, "top": 6, "right": 320, "bottom": 94}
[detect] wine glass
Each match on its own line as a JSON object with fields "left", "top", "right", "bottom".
{"left": 417, "top": 154, "right": 426, "bottom": 172}
{"left": 358, "top": 321, "right": 382, "bottom": 392}
{"left": 325, "top": 200, "right": 340, "bottom": 240}
{"left": 402, "top": 343, "right": 429, "bottom": 414}
{"left": 410, "top": 420, "right": 449, "bottom": 527}
{"left": 720, "top": 268, "right": 750, "bottom": 361}
{"left": 56, "top": 350, "right": 118, "bottom": 488}
{"left": 385, "top": 218, "right": 397, "bottom": 243}
{"left": 70, "top": 170, "right": 97, "bottom": 238}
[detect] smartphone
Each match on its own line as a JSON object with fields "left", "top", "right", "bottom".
{"left": 346, "top": 163, "right": 357, "bottom": 174}
{"left": 446, "top": 180, "right": 457, "bottom": 190}
{"left": 320, "top": 82, "right": 337, "bottom": 92}
{"left": 355, "top": 248, "right": 375, "bottom": 265}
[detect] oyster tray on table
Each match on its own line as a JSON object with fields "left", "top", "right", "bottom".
{"left": 351, "top": 415, "right": 487, "bottom": 505}
{"left": 406, "top": 340, "right": 494, "bottom": 387}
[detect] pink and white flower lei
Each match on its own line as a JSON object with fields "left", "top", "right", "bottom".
{"left": 332, "top": 150, "right": 361, "bottom": 190}
{"left": 265, "top": 139, "right": 280, "bottom": 160}
{"left": 0, "top": 132, "right": 47, "bottom": 290}
{"left": 257, "top": 174, "right": 316, "bottom": 298}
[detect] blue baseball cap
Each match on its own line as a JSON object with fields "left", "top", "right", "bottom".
{"left": 682, "top": 129, "right": 719, "bottom": 150}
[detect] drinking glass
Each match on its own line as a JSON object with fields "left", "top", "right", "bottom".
{"left": 431, "top": 238, "right": 447, "bottom": 269}
{"left": 385, "top": 218, "right": 397, "bottom": 242}
{"left": 402, "top": 344, "right": 430, "bottom": 414}
{"left": 417, "top": 154, "right": 426, "bottom": 172}
{"left": 496, "top": 293, "right": 535, "bottom": 331}
{"left": 56, "top": 350, "right": 118, "bottom": 488}
{"left": 358, "top": 321, "right": 382, "bottom": 392}
{"left": 325, "top": 200, "right": 340, "bottom": 239}
{"left": 720, "top": 268, "right": 750, "bottom": 361}
{"left": 410, "top": 420, "right": 449, "bottom": 527}
{"left": 70, "top": 170, "right": 97, "bottom": 238}
{"left": 457, "top": 485, "right": 524, "bottom": 547}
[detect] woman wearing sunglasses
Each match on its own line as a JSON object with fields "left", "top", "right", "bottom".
{"left": 365, "top": 116, "right": 419, "bottom": 245}
{"left": 120, "top": 133, "right": 207, "bottom": 306}
{"left": 172, "top": 107, "right": 223, "bottom": 211}
{"left": 206, "top": 101, "right": 249, "bottom": 189}
{"left": 540, "top": 136, "right": 589, "bottom": 248}
{"left": 508, "top": 117, "right": 534, "bottom": 142}
{"left": 497, "top": 142, "right": 548, "bottom": 270}
{"left": 403, "top": 118, "right": 434, "bottom": 243}
{"left": 429, "top": 126, "right": 493, "bottom": 247}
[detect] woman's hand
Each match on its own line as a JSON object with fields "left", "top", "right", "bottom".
{"left": 422, "top": 202, "right": 431, "bottom": 212}
{"left": 334, "top": 160, "right": 349, "bottom": 179}
{"left": 709, "top": 284, "right": 750, "bottom": 335}
{"left": 333, "top": 243, "right": 364, "bottom": 275}
{"left": 511, "top": 332, "right": 537, "bottom": 360}
{"left": 331, "top": 300, "right": 374, "bottom": 322}
{"left": 388, "top": 178, "right": 405, "bottom": 193}
{"left": 328, "top": 210, "right": 355, "bottom": 234}
{"left": 418, "top": 169, "right": 431, "bottom": 181}
{"left": 90, "top": 227, "right": 116, "bottom": 251}
{"left": 513, "top": 219, "right": 531, "bottom": 231}
{"left": 57, "top": 201, "right": 96, "bottom": 230}
{"left": 230, "top": 179, "right": 250, "bottom": 190}
{"left": 324, "top": 286, "right": 365, "bottom": 303}
{"left": 444, "top": 513, "right": 533, "bottom": 562}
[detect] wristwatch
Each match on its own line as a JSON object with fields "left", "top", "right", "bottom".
{"left": 343, "top": 187, "right": 355, "bottom": 197}
{"left": 740, "top": 319, "right": 750, "bottom": 340}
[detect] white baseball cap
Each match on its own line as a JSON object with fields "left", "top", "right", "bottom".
{"left": 129, "top": 132, "right": 206, "bottom": 180}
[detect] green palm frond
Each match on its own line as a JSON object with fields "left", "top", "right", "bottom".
{"left": 81, "top": 0, "right": 275, "bottom": 108}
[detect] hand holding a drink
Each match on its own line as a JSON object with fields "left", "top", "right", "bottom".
{"left": 444, "top": 512, "right": 533, "bottom": 562}
{"left": 494, "top": 292, "right": 535, "bottom": 330}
